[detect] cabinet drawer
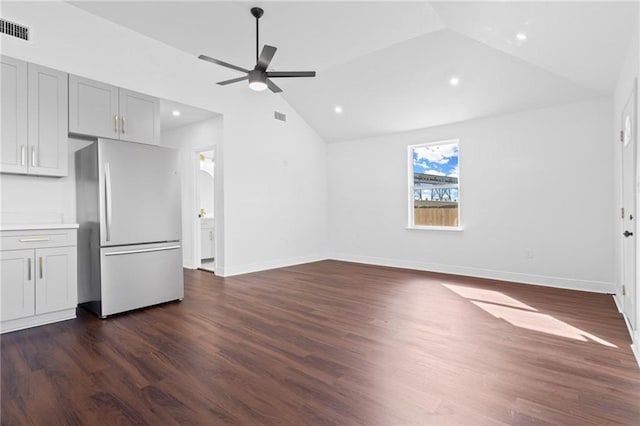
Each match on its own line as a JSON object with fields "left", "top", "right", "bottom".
{"left": 1, "top": 229, "right": 77, "bottom": 250}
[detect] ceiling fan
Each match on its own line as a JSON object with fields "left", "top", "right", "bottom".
{"left": 198, "top": 7, "right": 316, "bottom": 93}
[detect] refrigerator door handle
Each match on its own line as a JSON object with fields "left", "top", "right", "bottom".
{"left": 104, "top": 245, "right": 181, "bottom": 256}
{"left": 105, "top": 162, "right": 112, "bottom": 242}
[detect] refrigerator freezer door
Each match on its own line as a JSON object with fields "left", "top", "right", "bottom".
{"left": 100, "top": 242, "right": 184, "bottom": 316}
{"left": 98, "top": 139, "right": 181, "bottom": 247}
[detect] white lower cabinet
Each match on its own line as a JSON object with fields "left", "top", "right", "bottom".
{"left": 0, "top": 250, "right": 35, "bottom": 321}
{"left": 0, "top": 228, "right": 78, "bottom": 333}
{"left": 200, "top": 218, "right": 215, "bottom": 260}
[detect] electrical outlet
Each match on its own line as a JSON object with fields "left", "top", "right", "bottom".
{"left": 525, "top": 248, "right": 534, "bottom": 259}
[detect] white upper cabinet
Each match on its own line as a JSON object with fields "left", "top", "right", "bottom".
{"left": 0, "top": 56, "right": 68, "bottom": 177}
{"left": 68, "top": 76, "right": 119, "bottom": 140}
{"left": 1, "top": 56, "right": 28, "bottom": 174}
{"left": 119, "top": 89, "right": 160, "bottom": 145}
{"left": 28, "top": 63, "right": 69, "bottom": 177}
{"left": 69, "top": 75, "right": 160, "bottom": 145}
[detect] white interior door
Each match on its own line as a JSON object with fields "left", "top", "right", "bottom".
{"left": 622, "top": 80, "right": 637, "bottom": 330}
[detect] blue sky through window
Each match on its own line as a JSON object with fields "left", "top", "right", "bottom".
{"left": 412, "top": 142, "right": 459, "bottom": 177}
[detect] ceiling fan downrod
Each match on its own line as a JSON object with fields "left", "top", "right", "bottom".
{"left": 251, "top": 7, "right": 264, "bottom": 63}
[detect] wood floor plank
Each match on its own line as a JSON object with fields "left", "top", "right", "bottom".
{"left": 2, "top": 260, "right": 640, "bottom": 425}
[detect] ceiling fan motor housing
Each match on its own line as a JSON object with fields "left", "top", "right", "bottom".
{"left": 251, "top": 7, "right": 264, "bottom": 19}
{"left": 249, "top": 69, "right": 266, "bottom": 83}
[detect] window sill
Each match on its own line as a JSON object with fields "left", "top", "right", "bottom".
{"left": 406, "top": 226, "right": 464, "bottom": 232}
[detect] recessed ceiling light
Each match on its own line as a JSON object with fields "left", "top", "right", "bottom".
{"left": 172, "top": 110, "right": 181, "bottom": 117}
{"left": 516, "top": 32, "right": 527, "bottom": 41}
{"left": 334, "top": 106, "right": 343, "bottom": 114}
{"left": 449, "top": 77, "right": 460, "bottom": 86}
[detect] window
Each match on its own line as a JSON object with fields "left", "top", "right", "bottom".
{"left": 408, "top": 140, "right": 460, "bottom": 228}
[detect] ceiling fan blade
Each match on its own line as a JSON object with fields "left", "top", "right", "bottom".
{"left": 266, "top": 78, "right": 282, "bottom": 93}
{"left": 266, "top": 71, "right": 316, "bottom": 78}
{"left": 198, "top": 54, "right": 249, "bottom": 74}
{"left": 217, "top": 75, "right": 249, "bottom": 86}
{"left": 256, "top": 45, "right": 277, "bottom": 72}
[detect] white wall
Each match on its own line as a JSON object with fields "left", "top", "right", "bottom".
{"left": 1, "top": 1, "right": 328, "bottom": 276}
{"left": 220, "top": 92, "right": 328, "bottom": 275}
{"left": 612, "top": 17, "right": 639, "bottom": 360}
{"left": 328, "top": 99, "right": 615, "bottom": 293}
{"left": 161, "top": 117, "right": 222, "bottom": 269}
{"left": 0, "top": 138, "right": 90, "bottom": 224}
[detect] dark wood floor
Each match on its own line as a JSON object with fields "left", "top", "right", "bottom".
{"left": 2, "top": 260, "right": 640, "bottom": 425}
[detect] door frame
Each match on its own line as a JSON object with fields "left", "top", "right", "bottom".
{"left": 621, "top": 77, "right": 638, "bottom": 333}
{"left": 192, "top": 146, "right": 215, "bottom": 271}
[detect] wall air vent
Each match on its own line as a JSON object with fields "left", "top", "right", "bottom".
{"left": 274, "top": 111, "right": 287, "bottom": 122}
{"left": 0, "top": 19, "right": 29, "bottom": 41}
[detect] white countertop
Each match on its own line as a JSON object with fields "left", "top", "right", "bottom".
{"left": 0, "top": 223, "right": 80, "bottom": 231}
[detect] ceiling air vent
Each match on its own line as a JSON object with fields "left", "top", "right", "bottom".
{"left": 0, "top": 18, "right": 29, "bottom": 41}
{"left": 274, "top": 111, "right": 287, "bottom": 122}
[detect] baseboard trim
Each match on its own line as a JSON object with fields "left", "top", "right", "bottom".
{"left": 182, "top": 257, "right": 197, "bottom": 270}
{"left": 613, "top": 293, "right": 623, "bottom": 313}
{"left": 1, "top": 308, "right": 77, "bottom": 334}
{"left": 219, "top": 254, "right": 329, "bottom": 277}
{"left": 328, "top": 253, "right": 616, "bottom": 294}
{"left": 217, "top": 252, "right": 615, "bottom": 294}
{"left": 632, "top": 331, "right": 640, "bottom": 368}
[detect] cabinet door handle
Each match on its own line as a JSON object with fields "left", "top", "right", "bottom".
{"left": 19, "top": 237, "right": 50, "bottom": 242}
{"left": 39, "top": 257, "right": 43, "bottom": 279}
{"left": 210, "top": 231, "right": 213, "bottom": 240}
{"left": 114, "top": 115, "right": 119, "bottom": 133}
{"left": 27, "top": 258, "right": 32, "bottom": 281}
{"left": 121, "top": 116, "right": 126, "bottom": 134}
{"left": 31, "top": 146, "right": 36, "bottom": 167}
{"left": 21, "top": 145, "right": 25, "bottom": 166}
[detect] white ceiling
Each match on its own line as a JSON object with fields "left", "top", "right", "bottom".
{"left": 160, "top": 98, "right": 219, "bottom": 132}
{"left": 70, "top": 1, "right": 638, "bottom": 143}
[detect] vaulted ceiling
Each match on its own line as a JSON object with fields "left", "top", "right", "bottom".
{"left": 71, "top": 1, "right": 638, "bottom": 143}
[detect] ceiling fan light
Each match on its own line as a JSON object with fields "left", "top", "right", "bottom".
{"left": 248, "top": 70, "right": 268, "bottom": 91}
{"left": 249, "top": 80, "right": 268, "bottom": 91}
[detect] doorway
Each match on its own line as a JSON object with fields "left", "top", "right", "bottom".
{"left": 197, "top": 150, "right": 215, "bottom": 272}
{"left": 621, "top": 78, "right": 637, "bottom": 331}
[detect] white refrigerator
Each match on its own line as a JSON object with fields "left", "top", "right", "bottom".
{"left": 76, "top": 138, "right": 184, "bottom": 317}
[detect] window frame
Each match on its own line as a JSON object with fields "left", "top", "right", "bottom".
{"left": 407, "top": 139, "right": 462, "bottom": 231}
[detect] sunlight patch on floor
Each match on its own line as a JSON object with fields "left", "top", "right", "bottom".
{"left": 442, "top": 284, "right": 537, "bottom": 311}
{"left": 443, "top": 284, "right": 617, "bottom": 348}
{"left": 471, "top": 301, "right": 617, "bottom": 347}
